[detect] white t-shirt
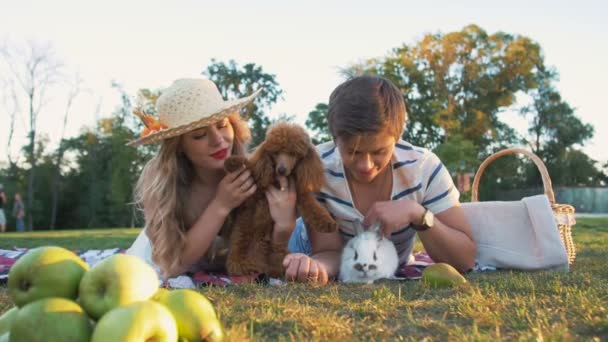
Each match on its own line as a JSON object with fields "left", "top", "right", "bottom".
{"left": 126, "top": 229, "right": 157, "bottom": 269}
{"left": 316, "top": 139, "right": 461, "bottom": 264}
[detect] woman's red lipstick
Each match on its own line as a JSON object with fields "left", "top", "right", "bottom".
{"left": 211, "top": 148, "right": 229, "bottom": 160}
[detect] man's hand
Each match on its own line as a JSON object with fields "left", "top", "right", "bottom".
{"left": 363, "top": 199, "right": 425, "bottom": 236}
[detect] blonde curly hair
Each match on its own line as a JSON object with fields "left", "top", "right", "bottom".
{"left": 134, "top": 113, "right": 250, "bottom": 277}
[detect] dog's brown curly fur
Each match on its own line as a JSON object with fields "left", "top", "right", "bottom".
{"left": 224, "top": 122, "right": 337, "bottom": 277}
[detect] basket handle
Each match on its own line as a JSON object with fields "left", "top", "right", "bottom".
{"left": 471, "top": 148, "right": 556, "bottom": 204}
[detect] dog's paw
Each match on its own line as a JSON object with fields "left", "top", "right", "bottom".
{"left": 226, "top": 262, "right": 247, "bottom": 276}
{"left": 227, "top": 261, "right": 260, "bottom": 276}
{"left": 224, "top": 156, "right": 247, "bottom": 173}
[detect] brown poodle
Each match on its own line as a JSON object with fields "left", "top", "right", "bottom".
{"left": 224, "top": 122, "right": 337, "bottom": 277}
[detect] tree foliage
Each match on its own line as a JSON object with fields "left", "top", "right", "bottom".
{"left": 0, "top": 32, "right": 605, "bottom": 231}
{"left": 305, "top": 103, "right": 331, "bottom": 145}
{"left": 338, "top": 24, "right": 604, "bottom": 190}
{"left": 203, "top": 59, "right": 283, "bottom": 147}
{"left": 1, "top": 39, "right": 64, "bottom": 230}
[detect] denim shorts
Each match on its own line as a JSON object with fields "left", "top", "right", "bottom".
{"left": 287, "top": 218, "right": 312, "bottom": 255}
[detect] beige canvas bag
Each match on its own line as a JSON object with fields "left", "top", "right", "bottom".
{"left": 461, "top": 149, "right": 576, "bottom": 271}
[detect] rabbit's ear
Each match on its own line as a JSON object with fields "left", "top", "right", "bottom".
{"left": 370, "top": 221, "right": 383, "bottom": 240}
{"left": 353, "top": 219, "right": 365, "bottom": 235}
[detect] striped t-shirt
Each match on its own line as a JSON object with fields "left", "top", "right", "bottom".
{"left": 316, "top": 139, "right": 460, "bottom": 264}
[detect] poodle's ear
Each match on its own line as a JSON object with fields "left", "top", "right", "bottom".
{"left": 295, "top": 147, "right": 325, "bottom": 193}
{"left": 251, "top": 146, "right": 275, "bottom": 189}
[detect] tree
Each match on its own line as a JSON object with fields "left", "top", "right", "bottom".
{"left": 50, "top": 74, "right": 84, "bottom": 229}
{"left": 203, "top": 59, "right": 283, "bottom": 147}
{"left": 523, "top": 70, "right": 594, "bottom": 155}
{"left": 1, "top": 78, "right": 20, "bottom": 165}
{"left": 345, "top": 24, "right": 544, "bottom": 151}
{"left": 343, "top": 24, "right": 605, "bottom": 188}
{"left": 0, "top": 40, "right": 64, "bottom": 230}
{"left": 434, "top": 134, "right": 478, "bottom": 175}
{"left": 59, "top": 84, "right": 149, "bottom": 229}
{"left": 305, "top": 103, "right": 331, "bottom": 145}
{"left": 520, "top": 70, "right": 601, "bottom": 186}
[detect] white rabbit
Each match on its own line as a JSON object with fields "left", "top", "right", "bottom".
{"left": 339, "top": 219, "right": 399, "bottom": 284}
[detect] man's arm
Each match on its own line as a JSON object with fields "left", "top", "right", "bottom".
{"left": 415, "top": 205, "right": 476, "bottom": 272}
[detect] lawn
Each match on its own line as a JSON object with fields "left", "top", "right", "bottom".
{"left": 1, "top": 218, "right": 606, "bottom": 340}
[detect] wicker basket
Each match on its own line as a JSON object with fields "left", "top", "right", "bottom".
{"left": 471, "top": 148, "right": 577, "bottom": 265}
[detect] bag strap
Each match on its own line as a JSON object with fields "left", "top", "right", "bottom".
{"left": 471, "top": 148, "right": 556, "bottom": 204}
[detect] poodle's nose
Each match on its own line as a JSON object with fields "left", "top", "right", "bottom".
{"left": 277, "top": 165, "right": 287, "bottom": 176}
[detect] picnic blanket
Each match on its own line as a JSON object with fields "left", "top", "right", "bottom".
{"left": 0, "top": 248, "right": 437, "bottom": 288}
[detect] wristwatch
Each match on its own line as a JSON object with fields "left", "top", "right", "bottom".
{"left": 412, "top": 208, "right": 434, "bottom": 231}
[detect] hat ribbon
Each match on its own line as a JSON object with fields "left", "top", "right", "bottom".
{"left": 133, "top": 108, "right": 168, "bottom": 137}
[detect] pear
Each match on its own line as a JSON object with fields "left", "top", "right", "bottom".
{"left": 422, "top": 263, "right": 467, "bottom": 288}
{"left": 0, "top": 308, "right": 18, "bottom": 336}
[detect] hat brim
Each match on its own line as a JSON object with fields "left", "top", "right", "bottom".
{"left": 127, "top": 89, "right": 261, "bottom": 146}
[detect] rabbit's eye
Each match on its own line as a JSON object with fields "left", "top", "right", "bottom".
{"left": 373, "top": 252, "right": 377, "bottom": 261}
{"left": 354, "top": 250, "right": 358, "bottom": 260}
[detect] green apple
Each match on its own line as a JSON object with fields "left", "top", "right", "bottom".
{"left": 7, "top": 246, "right": 89, "bottom": 307}
{"left": 203, "top": 319, "right": 225, "bottom": 342}
{"left": 151, "top": 287, "right": 170, "bottom": 302}
{"left": 421, "top": 263, "right": 468, "bottom": 288}
{"left": 78, "top": 253, "right": 159, "bottom": 320}
{"left": 91, "top": 300, "right": 177, "bottom": 342}
{"left": 0, "top": 307, "right": 18, "bottom": 336}
{"left": 157, "top": 289, "right": 225, "bottom": 342}
{"left": 9, "top": 297, "right": 92, "bottom": 342}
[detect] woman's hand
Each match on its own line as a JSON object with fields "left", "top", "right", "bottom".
{"left": 363, "top": 199, "right": 425, "bottom": 236}
{"left": 283, "top": 253, "right": 329, "bottom": 285}
{"left": 266, "top": 176, "right": 297, "bottom": 242}
{"left": 213, "top": 166, "right": 257, "bottom": 213}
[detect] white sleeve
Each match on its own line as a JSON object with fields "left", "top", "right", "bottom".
{"left": 126, "top": 229, "right": 155, "bottom": 265}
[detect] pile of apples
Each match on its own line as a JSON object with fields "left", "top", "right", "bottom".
{"left": 0, "top": 246, "right": 224, "bottom": 342}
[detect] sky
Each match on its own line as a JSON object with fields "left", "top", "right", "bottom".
{"left": 1, "top": 0, "right": 607, "bottom": 167}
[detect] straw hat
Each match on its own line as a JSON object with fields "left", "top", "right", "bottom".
{"left": 127, "top": 78, "right": 261, "bottom": 146}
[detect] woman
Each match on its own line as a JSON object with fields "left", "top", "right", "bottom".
{"left": 126, "top": 78, "right": 297, "bottom": 279}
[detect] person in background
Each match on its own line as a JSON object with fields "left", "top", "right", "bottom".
{"left": 0, "top": 184, "right": 6, "bottom": 233}
{"left": 13, "top": 193, "right": 25, "bottom": 233}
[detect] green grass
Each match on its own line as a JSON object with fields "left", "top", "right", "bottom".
{"left": 0, "top": 228, "right": 141, "bottom": 250}
{"left": 1, "top": 218, "right": 607, "bottom": 340}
